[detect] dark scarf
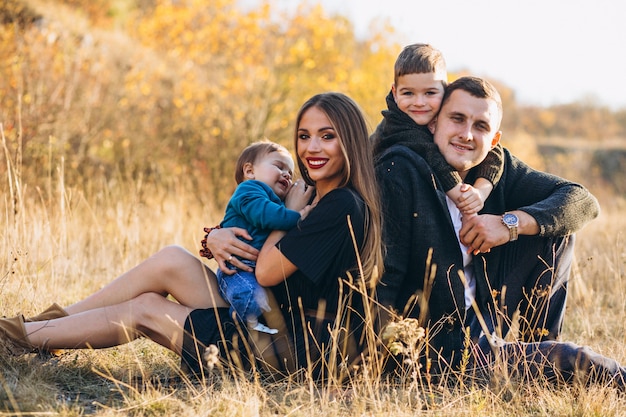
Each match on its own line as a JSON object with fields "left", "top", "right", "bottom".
{"left": 372, "top": 90, "right": 504, "bottom": 192}
{"left": 372, "top": 90, "right": 435, "bottom": 159}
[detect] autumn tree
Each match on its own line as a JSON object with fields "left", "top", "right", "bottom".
{"left": 3, "top": 0, "right": 622, "bottom": 212}
{"left": 129, "top": 0, "right": 399, "bottom": 204}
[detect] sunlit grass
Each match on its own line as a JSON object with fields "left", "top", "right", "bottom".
{"left": 1, "top": 158, "right": 625, "bottom": 415}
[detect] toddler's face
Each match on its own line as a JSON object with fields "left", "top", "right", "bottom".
{"left": 392, "top": 72, "right": 445, "bottom": 126}
{"left": 247, "top": 150, "right": 294, "bottom": 200}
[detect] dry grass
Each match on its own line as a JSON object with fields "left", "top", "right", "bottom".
{"left": 1, "top": 153, "right": 626, "bottom": 415}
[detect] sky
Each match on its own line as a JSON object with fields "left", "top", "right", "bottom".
{"left": 246, "top": 0, "right": 626, "bottom": 110}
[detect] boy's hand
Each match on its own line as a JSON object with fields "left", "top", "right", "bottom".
{"left": 455, "top": 183, "right": 484, "bottom": 216}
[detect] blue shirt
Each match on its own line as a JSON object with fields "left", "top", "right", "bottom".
{"left": 220, "top": 180, "right": 301, "bottom": 252}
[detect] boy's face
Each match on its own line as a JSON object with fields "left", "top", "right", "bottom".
{"left": 392, "top": 72, "right": 446, "bottom": 126}
{"left": 244, "top": 150, "right": 295, "bottom": 200}
{"left": 432, "top": 89, "right": 501, "bottom": 180}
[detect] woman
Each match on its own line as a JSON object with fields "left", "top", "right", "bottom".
{"left": 0, "top": 92, "right": 384, "bottom": 379}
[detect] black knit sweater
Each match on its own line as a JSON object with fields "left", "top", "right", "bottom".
{"left": 374, "top": 143, "right": 600, "bottom": 358}
{"left": 371, "top": 90, "right": 504, "bottom": 192}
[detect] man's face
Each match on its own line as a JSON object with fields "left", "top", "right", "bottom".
{"left": 432, "top": 89, "right": 502, "bottom": 179}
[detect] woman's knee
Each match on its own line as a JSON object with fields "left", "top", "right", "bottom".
{"left": 146, "top": 245, "right": 221, "bottom": 308}
{"left": 152, "top": 245, "right": 197, "bottom": 274}
{"left": 155, "top": 245, "right": 190, "bottom": 263}
{"left": 130, "top": 292, "right": 168, "bottom": 320}
{"left": 127, "top": 292, "right": 188, "bottom": 340}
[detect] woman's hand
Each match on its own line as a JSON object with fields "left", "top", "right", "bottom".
{"left": 203, "top": 227, "right": 259, "bottom": 274}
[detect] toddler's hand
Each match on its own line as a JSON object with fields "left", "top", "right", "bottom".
{"left": 285, "top": 180, "right": 314, "bottom": 212}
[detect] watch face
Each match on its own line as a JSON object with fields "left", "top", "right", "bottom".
{"left": 503, "top": 213, "right": 518, "bottom": 226}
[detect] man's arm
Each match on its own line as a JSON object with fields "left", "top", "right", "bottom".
{"left": 460, "top": 150, "right": 599, "bottom": 253}
{"left": 501, "top": 151, "right": 600, "bottom": 236}
{"left": 460, "top": 210, "right": 539, "bottom": 254}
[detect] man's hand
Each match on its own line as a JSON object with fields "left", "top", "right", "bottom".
{"left": 459, "top": 214, "right": 509, "bottom": 255}
{"left": 460, "top": 211, "right": 540, "bottom": 255}
{"left": 205, "top": 227, "right": 258, "bottom": 274}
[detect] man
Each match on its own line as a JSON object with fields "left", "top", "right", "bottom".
{"left": 375, "top": 76, "right": 624, "bottom": 386}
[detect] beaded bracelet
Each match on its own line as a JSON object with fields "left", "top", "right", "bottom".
{"left": 199, "top": 225, "right": 221, "bottom": 259}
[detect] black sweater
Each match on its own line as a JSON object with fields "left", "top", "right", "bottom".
{"left": 375, "top": 143, "right": 600, "bottom": 357}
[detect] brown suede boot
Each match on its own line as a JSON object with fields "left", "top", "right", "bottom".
{"left": 25, "top": 303, "right": 68, "bottom": 322}
{"left": 0, "top": 315, "right": 35, "bottom": 355}
{"left": 25, "top": 303, "right": 68, "bottom": 356}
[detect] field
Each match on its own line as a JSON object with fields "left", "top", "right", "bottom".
{"left": 1, "top": 143, "right": 626, "bottom": 416}
{"left": 2, "top": 0, "right": 626, "bottom": 414}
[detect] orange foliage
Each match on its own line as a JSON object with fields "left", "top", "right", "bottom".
{"left": 1, "top": 0, "right": 623, "bottom": 210}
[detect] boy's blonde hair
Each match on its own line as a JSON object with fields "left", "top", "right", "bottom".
{"left": 394, "top": 43, "right": 447, "bottom": 85}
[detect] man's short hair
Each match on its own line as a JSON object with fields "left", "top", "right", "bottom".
{"left": 442, "top": 76, "right": 503, "bottom": 129}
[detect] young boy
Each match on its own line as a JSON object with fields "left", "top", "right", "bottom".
{"left": 372, "top": 43, "right": 504, "bottom": 216}
{"left": 211, "top": 140, "right": 306, "bottom": 334}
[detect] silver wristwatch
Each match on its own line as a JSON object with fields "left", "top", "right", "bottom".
{"left": 501, "top": 212, "right": 519, "bottom": 242}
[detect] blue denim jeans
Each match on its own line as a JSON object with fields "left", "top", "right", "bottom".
{"left": 217, "top": 263, "right": 270, "bottom": 324}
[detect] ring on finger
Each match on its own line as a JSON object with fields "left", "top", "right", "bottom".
{"left": 227, "top": 255, "right": 233, "bottom": 262}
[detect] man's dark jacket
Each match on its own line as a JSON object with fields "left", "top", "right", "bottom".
{"left": 375, "top": 143, "right": 600, "bottom": 359}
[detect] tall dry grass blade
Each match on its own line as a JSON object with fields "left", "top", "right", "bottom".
{"left": 1, "top": 123, "right": 17, "bottom": 221}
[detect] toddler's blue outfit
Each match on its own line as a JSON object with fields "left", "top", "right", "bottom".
{"left": 217, "top": 180, "right": 300, "bottom": 331}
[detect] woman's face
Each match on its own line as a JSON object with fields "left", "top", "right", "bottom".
{"left": 296, "top": 106, "right": 345, "bottom": 195}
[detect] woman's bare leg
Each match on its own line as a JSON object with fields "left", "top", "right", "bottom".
{"left": 25, "top": 292, "right": 194, "bottom": 355}
{"left": 64, "top": 245, "right": 227, "bottom": 315}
